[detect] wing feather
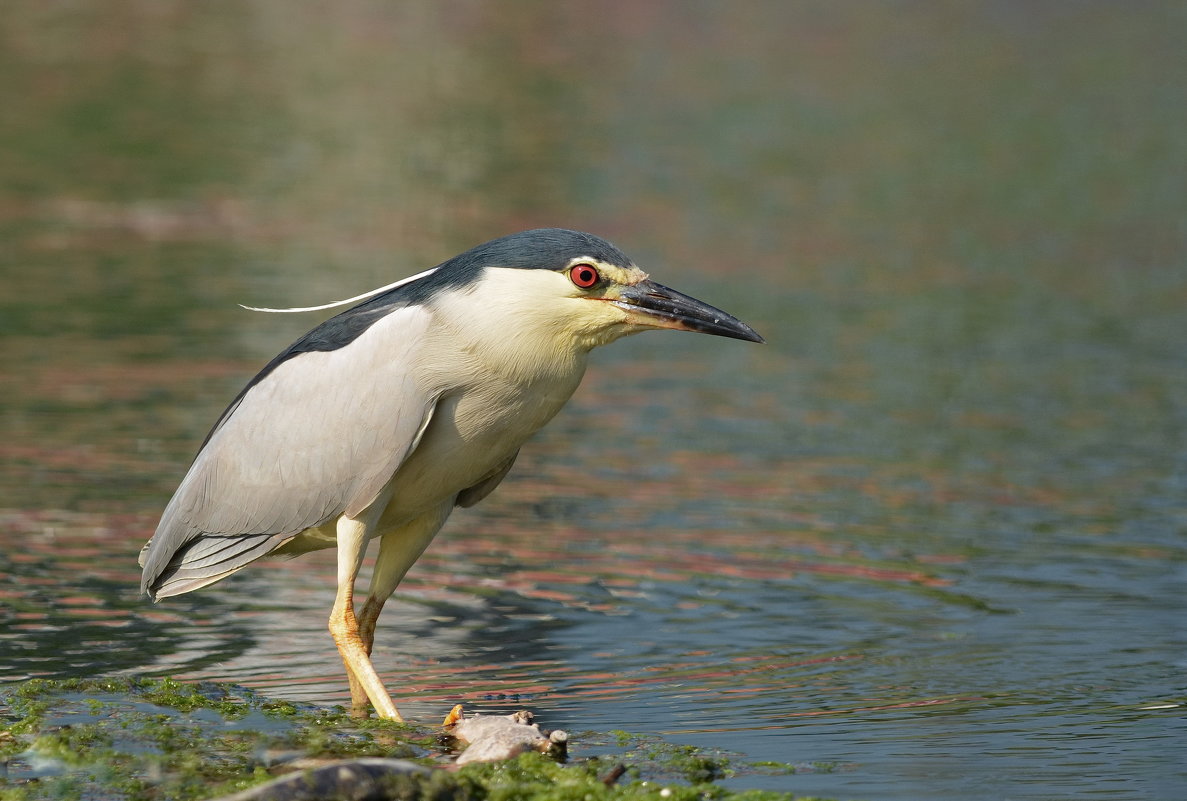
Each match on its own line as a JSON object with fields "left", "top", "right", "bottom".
{"left": 141, "top": 305, "right": 438, "bottom": 598}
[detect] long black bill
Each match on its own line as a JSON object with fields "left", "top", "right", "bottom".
{"left": 615, "top": 279, "right": 765, "bottom": 343}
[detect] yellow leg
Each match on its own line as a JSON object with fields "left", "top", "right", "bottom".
{"left": 349, "top": 595, "right": 383, "bottom": 715}
{"left": 342, "top": 610, "right": 379, "bottom": 717}
{"left": 348, "top": 502, "right": 455, "bottom": 717}
{"left": 329, "top": 513, "right": 402, "bottom": 721}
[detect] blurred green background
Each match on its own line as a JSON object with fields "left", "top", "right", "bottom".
{"left": 2, "top": 2, "right": 1183, "bottom": 509}
{"left": 1, "top": 3, "right": 1184, "bottom": 799}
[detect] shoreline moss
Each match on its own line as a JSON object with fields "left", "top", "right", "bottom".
{"left": 0, "top": 676, "right": 824, "bottom": 801}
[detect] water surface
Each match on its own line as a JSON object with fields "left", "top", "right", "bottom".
{"left": 2, "top": 4, "right": 1185, "bottom": 799}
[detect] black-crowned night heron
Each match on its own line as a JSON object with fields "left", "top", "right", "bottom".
{"left": 140, "top": 228, "right": 763, "bottom": 720}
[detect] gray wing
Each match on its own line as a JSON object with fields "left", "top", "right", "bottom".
{"left": 141, "top": 305, "right": 438, "bottom": 599}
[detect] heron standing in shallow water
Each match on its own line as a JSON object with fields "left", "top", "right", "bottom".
{"left": 140, "top": 228, "right": 764, "bottom": 720}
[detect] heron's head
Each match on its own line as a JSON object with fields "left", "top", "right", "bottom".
{"left": 432, "top": 229, "right": 764, "bottom": 356}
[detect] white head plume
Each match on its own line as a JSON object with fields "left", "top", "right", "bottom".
{"left": 239, "top": 267, "right": 439, "bottom": 313}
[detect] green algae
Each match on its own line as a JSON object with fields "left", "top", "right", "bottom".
{"left": 462, "top": 752, "right": 836, "bottom": 801}
{"left": 0, "top": 677, "right": 824, "bottom": 801}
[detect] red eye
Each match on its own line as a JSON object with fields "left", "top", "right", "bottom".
{"left": 569, "top": 263, "right": 600, "bottom": 289}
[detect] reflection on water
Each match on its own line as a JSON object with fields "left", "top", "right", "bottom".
{"left": 3, "top": 3, "right": 1186, "bottom": 800}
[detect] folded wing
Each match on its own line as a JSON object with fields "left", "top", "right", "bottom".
{"left": 140, "top": 305, "right": 438, "bottom": 599}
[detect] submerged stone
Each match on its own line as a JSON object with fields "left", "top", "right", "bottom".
{"left": 208, "top": 757, "right": 430, "bottom": 801}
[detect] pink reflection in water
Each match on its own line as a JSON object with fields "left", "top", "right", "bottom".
{"left": 1, "top": 470, "right": 962, "bottom": 731}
